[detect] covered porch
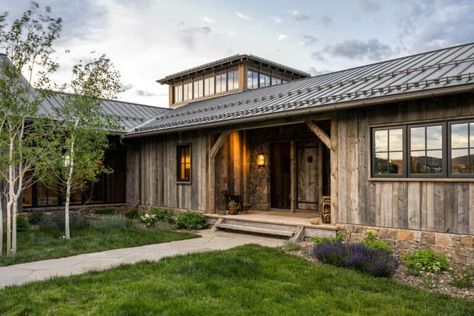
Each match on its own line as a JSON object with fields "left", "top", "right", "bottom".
{"left": 207, "top": 117, "right": 338, "bottom": 226}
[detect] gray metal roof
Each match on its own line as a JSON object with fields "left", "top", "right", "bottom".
{"left": 157, "top": 54, "right": 310, "bottom": 83}
{"left": 131, "top": 42, "right": 474, "bottom": 136}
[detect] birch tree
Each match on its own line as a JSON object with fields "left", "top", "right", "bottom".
{"left": 52, "top": 55, "right": 121, "bottom": 239}
{"left": 0, "top": 3, "right": 61, "bottom": 256}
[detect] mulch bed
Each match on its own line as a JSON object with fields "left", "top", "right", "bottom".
{"left": 291, "top": 242, "right": 474, "bottom": 300}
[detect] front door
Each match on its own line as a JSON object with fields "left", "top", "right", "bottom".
{"left": 270, "top": 142, "right": 291, "bottom": 209}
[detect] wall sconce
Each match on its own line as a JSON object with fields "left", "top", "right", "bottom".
{"left": 257, "top": 153, "right": 265, "bottom": 168}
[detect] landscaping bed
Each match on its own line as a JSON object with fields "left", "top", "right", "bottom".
{"left": 0, "top": 207, "right": 205, "bottom": 266}
{"left": 0, "top": 245, "right": 472, "bottom": 315}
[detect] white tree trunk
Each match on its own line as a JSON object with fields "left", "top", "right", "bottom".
{"left": 12, "top": 199, "right": 17, "bottom": 256}
{"left": 0, "top": 195, "right": 3, "bottom": 256}
{"left": 64, "top": 130, "right": 77, "bottom": 240}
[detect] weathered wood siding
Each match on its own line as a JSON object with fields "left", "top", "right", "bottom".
{"left": 337, "top": 93, "right": 474, "bottom": 234}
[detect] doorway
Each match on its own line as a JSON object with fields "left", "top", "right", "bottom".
{"left": 270, "top": 142, "right": 291, "bottom": 209}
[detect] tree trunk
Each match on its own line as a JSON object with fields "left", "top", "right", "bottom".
{"left": 12, "top": 200, "right": 17, "bottom": 256}
{"left": 6, "top": 200, "right": 11, "bottom": 256}
{"left": 0, "top": 194, "right": 3, "bottom": 256}
{"left": 64, "top": 133, "right": 76, "bottom": 240}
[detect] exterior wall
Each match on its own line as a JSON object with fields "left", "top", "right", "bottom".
{"left": 337, "top": 93, "right": 474, "bottom": 235}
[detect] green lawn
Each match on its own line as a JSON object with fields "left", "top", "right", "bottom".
{"left": 1, "top": 245, "right": 472, "bottom": 315}
{"left": 0, "top": 227, "right": 197, "bottom": 266}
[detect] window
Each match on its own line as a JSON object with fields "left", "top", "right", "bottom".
{"left": 409, "top": 125, "right": 443, "bottom": 175}
{"left": 259, "top": 73, "right": 271, "bottom": 88}
{"left": 450, "top": 122, "right": 474, "bottom": 174}
{"left": 373, "top": 128, "right": 404, "bottom": 175}
{"left": 228, "top": 70, "right": 239, "bottom": 90}
{"left": 272, "top": 77, "right": 282, "bottom": 85}
{"left": 183, "top": 82, "right": 193, "bottom": 101}
{"left": 177, "top": 145, "right": 191, "bottom": 182}
{"left": 193, "top": 79, "right": 203, "bottom": 99}
{"left": 174, "top": 85, "right": 183, "bottom": 103}
{"left": 215, "top": 73, "right": 227, "bottom": 94}
{"left": 204, "top": 76, "right": 215, "bottom": 96}
{"left": 247, "top": 70, "right": 258, "bottom": 89}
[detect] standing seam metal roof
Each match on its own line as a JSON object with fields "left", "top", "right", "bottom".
{"left": 132, "top": 43, "right": 474, "bottom": 135}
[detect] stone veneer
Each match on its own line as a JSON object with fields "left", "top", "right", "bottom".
{"left": 341, "top": 224, "right": 474, "bottom": 266}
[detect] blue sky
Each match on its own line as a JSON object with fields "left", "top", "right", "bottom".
{"left": 3, "top": 0, "right": 474, "bottom": 107}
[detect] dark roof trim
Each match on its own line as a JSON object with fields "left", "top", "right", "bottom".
{"left": 157, "top": 54, "right": 310, "bottom": 84}
{"left": 124, "top": 83, "right": 474, "bottom": 138}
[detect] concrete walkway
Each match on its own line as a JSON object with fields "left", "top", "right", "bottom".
{"left": 0, "top": 230, "right": 284, "bottom": 289}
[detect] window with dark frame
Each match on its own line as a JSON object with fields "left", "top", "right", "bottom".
{"left": 177, "top": 145, "right": 191, "bottom": 182}
{"left": 371, "top": 120, "right": 474, "bottom": 178}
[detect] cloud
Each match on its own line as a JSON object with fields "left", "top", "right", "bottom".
{"left": 299, "top": 35, "right": 318, "bottom": 46}
{"left": 136, "top": 89, "right": 157, "bottom": 97}
{"left": 122, "top": 83, "right": 134, "bottom": 92}
{"left": 354, "top": 0, "right": 381, "bottom": 13}
{"left": 202, "top": 16, "right": 216, "bottom": 24}
{"left": 178, "top": 26, "right": 212, "bottom": 50}
{"left": 270, "top": 16, "right": 282, "bottom": 24}
{"left": 307, "top": 66, "right": 330, "bottom": 76}
{"left": 289, "top": 10, "right": 311, "bottom": 21}
{"left": 317, "top": 15, "right": 333, "bottom": 28}
{"left": 278, "top": 34, "right": 289, "bottom": 41}
{"left": 324, "top": 38, "right": 394, "bottom": 60}
{"left": 311, "top": 51, "right": 326, "bottom": 62}
{"left": 235, "top": 11, "right": 251, "bottom": 21}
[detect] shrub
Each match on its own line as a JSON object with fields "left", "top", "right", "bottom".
{"left": 39, "top": 213, "right": 89, "bottom": 231}
{"left": 314, "top": 242, "right": 399, "bottom": 278}
{"left": 361, "top": 231, "right": 391, "bottom": 252}
{"left": 140, "top": 213, "right": 158, "bottom": 227}
{"left": 90, "top": 215, "right": 129, "bottom": 230}
{"left": 312, "top": 232, "right": 344, "bottom": 246}
{"left": 281, "top": 241, "right": 302, "bottom": 252}
{"left": 28, "top": 211, "right": 43, "bottom": 225}
{"left": 450, "top": 266, "right": 474, "bottom": 288}
{"left": 125, "top": 208, "right": 139, "bottom": 219}
{"left": 151, "top": 208, "right": 175, "bottom": 224}
{"left": 403, "top": 249, "right": 449, "bottom": 275}
{"left": 176, "top": 211, "right": 208, "bottom": 230}
{"left": 16, "top": 215, "right": 30, "bottom": 232}
{"left": 94, "top": 207, "right": 116, "bottom": 215}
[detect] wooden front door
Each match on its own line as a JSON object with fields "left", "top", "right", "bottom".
{"left": 270, "top": 142, "right": 291, "bottom": 209}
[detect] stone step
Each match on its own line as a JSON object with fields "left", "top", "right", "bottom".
{"left": 216, "top": 223, "right": 294, "bottom": 237}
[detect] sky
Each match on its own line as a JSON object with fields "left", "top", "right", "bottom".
{"left": 2, "top": 0, "right": 474, "bottom": 107}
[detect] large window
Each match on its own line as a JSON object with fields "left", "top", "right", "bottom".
{"left": 215, "top": 73, "right": 227, "bottom": 94}
{"left": 272, "top": 77, "right": 282, "bottom": 85}
{"left": 204, "top": 76, "right": 215, "bottom": 96}
{"left": 228, "top": 70, "right": 239, "bottom": 91}
{"left": 193, "top": 79, "right": 203, "bottom": 99}
{"left": 373, "top": 128, "right": 404, "bottom": 175}
{"left": 183, "top": 82, "right": 193, "bottom": 101}
{"left": 174, "top": 85, "right": 183, "bottom": 103}
{"left": 247, "top": 70, "right": 259, "bottom": 89}
{"left": 259, "top": 73, "right": 271, "bottom": 88}
{"left": 409, "top": 125, "right": 443, "bottom": 175}
{"left": 177, "top": 145, "right": 191, "bottom": 182}
{"left": 450, "top": 122, "right": 474, "bottom": 174}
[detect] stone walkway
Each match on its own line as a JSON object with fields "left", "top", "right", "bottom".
{"left": 0, "top": 230, "right": 284, "bottom": 289}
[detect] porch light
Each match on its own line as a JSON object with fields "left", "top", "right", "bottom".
{"left": 257, "top": 153, "right": 265, "bottom": 167}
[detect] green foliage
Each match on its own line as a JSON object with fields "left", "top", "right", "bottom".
{"left": 403, "top": 249, "right": 450, "bottom": 275}
{"left": 312, "top": 231, "right": 344, "bottom": 245}
{"left": 450, "top": 266, "right": 474, "bottom": 288}
{"left": 176, "top": 211, "right": 208, "bottom": 230}
{"left": 94, "top": 208, "right": 116, "bottom": 215}
{"left": 90, "top": 215, "right": 128, "bottom": 230}
{"left": 281, "top": 241, "right": 302, "bottom": 252}
{"left": 16, "top": 215, "right": 30, "bottom": 232}
{"left": 0, "top": 245, "right": 473, "bottom": 315}
{"left": 151, "top": 208, "right": 175, "bottom": 224}
{"left": 125, "top": 208, "right": 139, "bottom": 219}
{"left": 39, "top": 213, "right": 89, "bottom": 231}
{"left": 28, "top": 211, "right": 43, "bottom": 225}
{"left": 361, "top": 231, "right": 391, "bottom": 252}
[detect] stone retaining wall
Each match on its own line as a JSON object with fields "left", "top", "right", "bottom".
{"left": 340, "top": 224, "right": 474, "bottom": 266}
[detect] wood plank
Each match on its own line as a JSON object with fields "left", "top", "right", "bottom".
{"left": 426, "top": 182, "right": 435, "bottom": 231}
{"left": 330, "top": 116, "right": 338, "bottom": 224}
{"left": 444, "top": 184, "right": 457, "bottom": 233}
{"left": 305, "top": 120, "right": 332, "bottom": 149}
{"left": 433, "top": 183, "right": 444, "bottom": 231}
{"left": 407, "top": 182, "right": 420, "bottom": 230}
{"left": 458, "top": 183, "right": 469, "bottom": 234}
{"left": 470, "top": 183, "right": 474, "bottom": 235}
{"left": 398, "top": 182, "right": 408, "bottom": 229}
{"left": 290, "top": 140, "right": 297, "bottom": 212}
{"left": 208, "top": 131, "right": 231, "bottom": 213}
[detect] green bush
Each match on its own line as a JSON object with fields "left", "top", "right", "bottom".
{"left": 39, "top": 213, "right": 89, "bottom": 231}
{"left": 281, "top": 241, "right": 302, "bottom": 252}
{"left": 450, "top": 266, "right": 474, "bottom": 288}
{"left": 312, "top": 232, "right": 344, "bottom": 246}
{"left": 403, "top": 249, "right": 449, "bottom": 275}
{"left": 90, "top": 215, "right": 129, "bottom": 230}
{"left": 125, "top": 208, "right": 139, "bottom": 219}
{"left": 28, "top": 211, "right": 43, "bottom": 225}
{"left": 176, "top": 211, "right": 208, "bottom": 230}
{"left": 361, "top": 231, "right": 391, "bottom": 252}
{"left": 94, "top": 208, "right": 116, "bottom": 215}
{"left": 17, "top": 215, "right": 30, "bottom": 232}
{"left": 151, "top": 208, "right": 175, "bottom": 224}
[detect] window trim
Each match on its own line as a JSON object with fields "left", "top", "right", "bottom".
{"left": 448, "top": 120, "right": 474, "bottom": 178}
{"left": 371, "top": 126, "right": 407, "bottom": 178}
{"left": 176, "top": 144, "right": 192, "bottom": 184}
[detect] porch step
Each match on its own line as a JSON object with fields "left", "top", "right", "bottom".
{"left": 216, "top": 223, "right": 294, "bottom": 237}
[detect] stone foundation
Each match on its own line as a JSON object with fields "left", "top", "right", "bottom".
{"left": 340, "top": 224, "right": 474, "bottom": 266}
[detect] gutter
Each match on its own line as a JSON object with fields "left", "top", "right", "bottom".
{"left": 124, "top": 84, "right": 474, "bottom": 139}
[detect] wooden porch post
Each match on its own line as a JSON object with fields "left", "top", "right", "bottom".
{"left": 330, "top": 117, "right": 338, "bottom": 224}
{"left": 208, "top": 131, "right": 231, "bottom": 213}
{"left": 290, "top": 140, "right": 297, "bottom": 212}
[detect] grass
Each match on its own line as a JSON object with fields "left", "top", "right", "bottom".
{"left": 0, "top": 226, "right": 197, "bottom": 266}
{"left": 1, "top": 245, "right": 473, "bottom": 315}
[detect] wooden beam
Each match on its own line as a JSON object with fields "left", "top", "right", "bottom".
{"left": 290, "top": 140, "right": 297, "bottom": 213}
{"left": 330, "top": 117, "right": 338, "bottom": 224}
{"left": 305, "top": 121, "right": 332, "bottom": 149}
{"left": 208, "top": 131, "right": 231, "bottom": 213}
